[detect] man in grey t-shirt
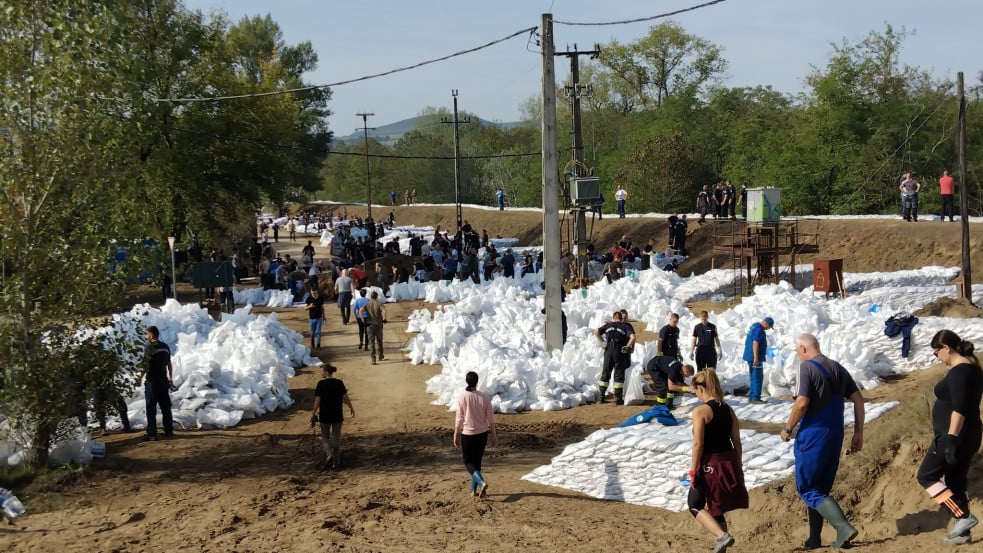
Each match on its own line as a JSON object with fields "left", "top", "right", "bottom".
{"left": 334, "top": 269, "right": 354, "bottom": 325}
{"left": 899, "top": 172, "right": 921, "bottom": 222}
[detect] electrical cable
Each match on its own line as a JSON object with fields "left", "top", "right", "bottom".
{"left": 858, "top": 94, "right": 951, "bottom": 187}
{"left": 153, "top": 26, "right": 539, "bottom": 104}
{"left": 555, "top": 0, "right": 727, "bottom": 26}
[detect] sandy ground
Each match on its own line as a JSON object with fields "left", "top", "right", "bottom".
{"left": 1, "top": 208, "right": 981, "bottom": 553}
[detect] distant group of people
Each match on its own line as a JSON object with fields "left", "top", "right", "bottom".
{"left": 898, "top": 170, "right": 960, "bottom": 222}
{"left": 610, "top": 180, "right": 749, "bottom": 227}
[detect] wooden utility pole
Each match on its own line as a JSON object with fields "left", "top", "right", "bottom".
{"left": 956, "top": 72, "right": 973, "bottom": 303}
{"left": 441, "top": 90, "right": 471, "bottom": 233}
{"left": 357, "top": 112, "right": 375, "bottom": 219}
{"left": 541, "top": 13, "right": 563, "bottom": 352}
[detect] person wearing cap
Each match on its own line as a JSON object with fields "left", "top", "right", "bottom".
{"left": 742, "top": 316, "right": 774, "bottom": 404}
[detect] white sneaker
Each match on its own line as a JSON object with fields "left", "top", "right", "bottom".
{"left": 948, "top": 514, "right": 979, "bottom": 539}
{"left": 713, "top": 532, "right": 735, "bottom": 553}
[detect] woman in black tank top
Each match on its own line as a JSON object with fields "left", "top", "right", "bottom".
{"left": 688, "top": 370, "right": 749, "bottom": 553}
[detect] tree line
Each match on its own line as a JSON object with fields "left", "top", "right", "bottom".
{"left": 324, "top": 23, "right": 983, "bottom": 218}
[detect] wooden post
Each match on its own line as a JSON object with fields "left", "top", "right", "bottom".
{"left": 957, "top": 72, "right": 973, "bottom": 303}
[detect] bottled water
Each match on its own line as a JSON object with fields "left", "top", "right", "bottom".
{"left": 679, "top": 474, "right": 690, "bottom": 488}
{"left": 0, "top": 488, "right": 25, "bottom": 520}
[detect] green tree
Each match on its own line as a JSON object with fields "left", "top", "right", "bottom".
{"left": 595, "top": 22, "right": 727, "bottom": 110}
{"left": 0, "top": 1, "right": 145, "bottom": 464}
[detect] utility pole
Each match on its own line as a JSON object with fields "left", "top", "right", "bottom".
{"left": 356, "top": 112, "right": 375, "bottom": 219}
{"left": 558, "top": 43, "right": 599, "bottom": 281}
{"left": 956, "top": 72, "right": 973, "bottom": 303}
{"left": 541, "top": 13, "right": 563, "bottom": 352}
{"left": 441, "top": 90, "right": 471, "bottom": 233}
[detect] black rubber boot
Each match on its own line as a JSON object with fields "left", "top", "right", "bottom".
{"left": 614, "top": 388, "right": 624, "bottom": 405}
{"left": 803, "top": 507, "right": 823, "bottom": 549}
{"left": 815, "top": 497, "right": 857, "bottom": 548}
{"left": 597, "top": 385, "right": 607, "bottom": 403}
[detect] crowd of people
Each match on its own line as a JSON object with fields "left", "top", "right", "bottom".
{"left": 129, "top": 205, "right": 983, "bottom": 551}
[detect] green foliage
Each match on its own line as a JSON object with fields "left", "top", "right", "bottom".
{"left": 0, "top": 1, "right": 332, "bottom": 465}
{"left": 0, "top": 2, "right": 148, "bottom": 463}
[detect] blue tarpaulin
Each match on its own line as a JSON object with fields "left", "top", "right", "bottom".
{"left": 615, "top": 404, "right": 679, "bottom": 428}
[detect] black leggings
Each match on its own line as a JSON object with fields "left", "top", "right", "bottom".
{"left": 461, "top": 431, "right": 489, "bottom": 475}
{"left": 916, "top": 428, "right": 982, "bottom": 516}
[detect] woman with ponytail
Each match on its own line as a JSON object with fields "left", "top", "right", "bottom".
{"left": 917, "top": 329, "right": 983, "bottom": 544}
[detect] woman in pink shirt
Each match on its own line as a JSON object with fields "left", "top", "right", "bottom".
{"left": 453, "top": 371, "right": 497, "bottom": 498}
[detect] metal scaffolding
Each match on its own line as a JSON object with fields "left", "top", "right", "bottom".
{"left": 711, "top": 219, "right": 821, "bottom": 296}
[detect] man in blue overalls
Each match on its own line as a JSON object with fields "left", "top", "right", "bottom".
{"left": 781, "top": 333, "right": 866, "bottom": 549}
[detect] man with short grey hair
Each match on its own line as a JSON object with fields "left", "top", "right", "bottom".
{"left": 780, "top": 333, "right": 865, "bottom": 549}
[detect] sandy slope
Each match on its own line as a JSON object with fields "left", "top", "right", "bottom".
{"left": 1, "top": 206, "right": 980, "bottom": 553}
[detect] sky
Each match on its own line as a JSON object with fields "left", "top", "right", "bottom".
{"left": 182, "top": 0, "right": 982, "bottom": 134}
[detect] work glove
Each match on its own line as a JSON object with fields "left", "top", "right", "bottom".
{"left": 310, "top": 414, "right": 319, "bottom": 428}
{"left": 942, "top": 434, "right": 959, "bottom": 465}
{"left": 620, "top": 346, "right": 630, "bottom": 354}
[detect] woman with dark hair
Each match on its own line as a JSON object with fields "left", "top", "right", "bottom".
{"left": 917, "top": 329, "right": 982, "bottom": 544}
{"left": 688, "top": 369, "right": 748, "bottom": 553}
{"left": 453, "top": 371, "right": 497, "bottom": 498}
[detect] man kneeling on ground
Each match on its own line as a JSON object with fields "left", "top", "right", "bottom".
{"left": 646, "top": 355, "right": 694, "bottom": 409}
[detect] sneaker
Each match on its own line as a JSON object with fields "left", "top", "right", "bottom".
{"left": 371, "top": 358, "right": 377, "bottom": 365}
{"left": 949, "top": 514, "right": 979, "bottom": 539}
{"left": 378, "top": 355, "right": 385, "bottom": 361}
{"left": 713, "top": 532, "right": 735, "bottom": 553}
{"left": 749, "top": 399, "right": 767, "bottom": 405}
{"left": 144, "top": 435, "right": 157, "bottom": 442}
{"left": 476, "top": 482, "right": 488, "bottom": 498}
{"left": 941, "top": 531, "right": 972, "bottom": 545}
{"left": 163, "top": 431, "right": 174, "bottom": 438}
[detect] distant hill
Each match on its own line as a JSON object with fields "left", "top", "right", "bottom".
{"left": 334, "top": 115, "right": 523, "bottom": 147}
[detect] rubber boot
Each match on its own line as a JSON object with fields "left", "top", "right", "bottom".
{"left": 614, "top": 389, "right": 624, "bottom": 405}
{"left": 815, "top": 497, "right": 857, "bottom": 548}
{"left": 803, "top": 507, "right": 824, "bottom": 549}
{"left": 597, "top": 385, "right": 608, "bottom": 403}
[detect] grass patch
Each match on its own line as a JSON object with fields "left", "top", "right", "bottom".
{"left": 1, "top": 462, "right": 87, "bottom": 491}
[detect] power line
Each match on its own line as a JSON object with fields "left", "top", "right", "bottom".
{"left": 153, "top": 26, "right": 538, "bottom": 104}
{"left": 555, "top": 0, "right": 727, "bottom": 26}
{"left": 858, "top": 94, "right": 952, "bottom": 187}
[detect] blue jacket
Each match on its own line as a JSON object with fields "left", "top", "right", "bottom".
{"left": 742, "top": 322, "right": 767, "bottom": 364}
